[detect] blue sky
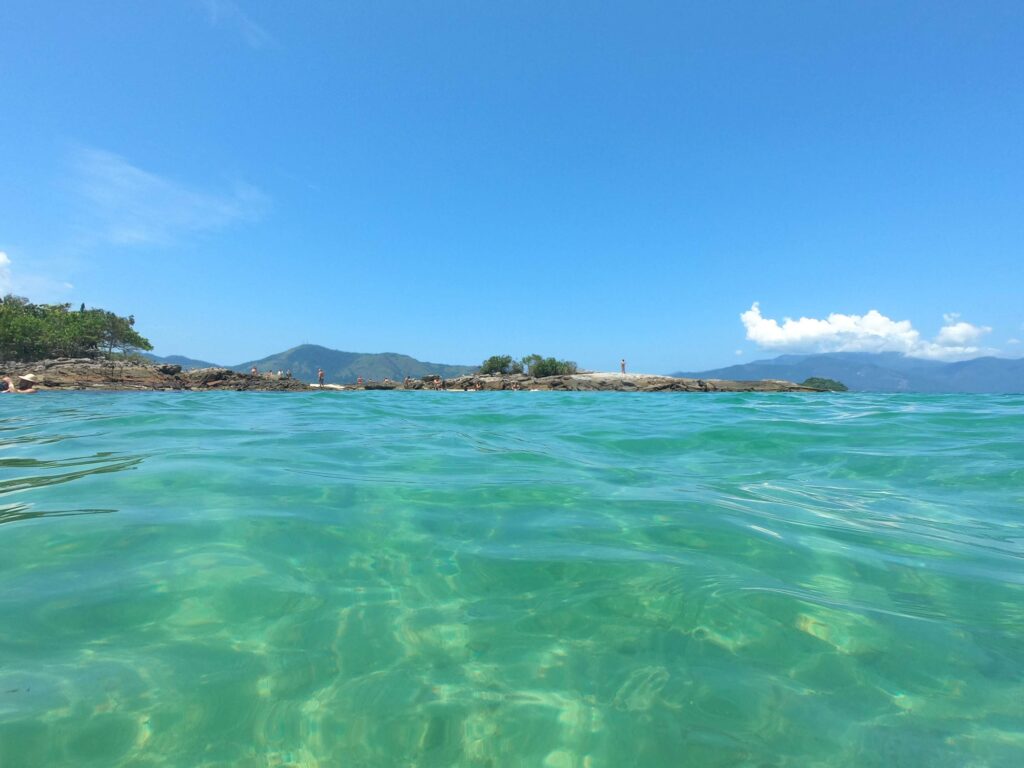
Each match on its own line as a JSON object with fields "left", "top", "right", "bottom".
{"left": 1, "top": 1, "right": 1021, "bottom": 371}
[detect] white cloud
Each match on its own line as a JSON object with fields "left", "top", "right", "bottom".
{"left": 1008, "top": 338, "right": 1021, "bottom": 345}
{"left": 935, "top": 317, "right": 991, "bottom": 346}
{"left": 0, "top": 252, "right": 11, "bottom": 294}
{"left": 741, "top": 303, "right": 919, "bottom": 353}
{"left": 198, "top": 0, "right": 275, "bottom": 49}
{"left": 74, "top": 148, "right": 268, "bottom": 246}
{"left": 741, "top": 302, "right": 995, "bottom": 361}
{"left": 734, "top": 349, "right": 744, "bottom": 356}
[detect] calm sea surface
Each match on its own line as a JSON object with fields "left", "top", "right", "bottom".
{"left": 0, "top": 392, "right": 1021, "bottom": 767}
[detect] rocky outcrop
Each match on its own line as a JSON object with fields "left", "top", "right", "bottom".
{"left": 0, "top": 359, "right": 310, "bottom": 391}
{"left": 180, "top": 367, "right": 309, "bottom": 391}
{"left": 349, "top": 372, "right": 819, "bottom": 392}
{"left": 1, "top": 360, "right": 818, "bottom": 393}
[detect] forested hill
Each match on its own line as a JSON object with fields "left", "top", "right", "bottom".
{"left": 677, "top": 352, "right": 1024, "bottom": 393}
{"left": 233, "top": 344, "right": 476, "bottom": 383}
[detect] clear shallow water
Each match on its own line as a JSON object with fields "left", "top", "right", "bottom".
{"left": 0, "top": 392, "right": 1022, "bottom": 768}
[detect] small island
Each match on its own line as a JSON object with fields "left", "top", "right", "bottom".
{"left": 800, "top": 377, "right": 849, "bottom": 392}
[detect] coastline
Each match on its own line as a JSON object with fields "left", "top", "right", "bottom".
{"left": 0, "top": 359, "right": 309, "bottom": 392}
{"left": 1, "top": 359, "right": 819, "bottom": 392}
{"left": 324, "top": 371, "right": 820, "bottom": 392}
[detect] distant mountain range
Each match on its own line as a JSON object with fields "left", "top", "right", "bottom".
{"left": 148, "top": 345, "right": 476, "bottom": 384}
{"left": 147, "top": 348, "right": 1024, "bottom": 392}
{"left": 145, "top": 353, "right": 220, "bottom": 370}
{"left": 677, "top": 352, "right": 1024, "bottom": 393}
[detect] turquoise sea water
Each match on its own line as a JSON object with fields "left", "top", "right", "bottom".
{"left": 0, "top": 392, "right": 1022, "bottom": 767}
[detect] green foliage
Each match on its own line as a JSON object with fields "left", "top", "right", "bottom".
{"left": 520, "top": 354, "right": 543, "bottom": 374}
{"left": 801, "top": 377, "right": 848, "bottom": 391}
{"left": 480, "top": 355, "right": 523, "bottom": 375}
{"left": 478, "top": 353, "right": 579, "bottom": 378}
{"left": 521, "top": 354, "right": 577, "bottom": 378}
{"left": 98, "top": 311, "right": 151, "bottom": 358}
{"left": 0, "top": 295, "right": 152, "bottom": 361}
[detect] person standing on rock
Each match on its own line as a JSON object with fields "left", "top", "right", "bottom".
{"left": 318, "top": 368, "right": 325, "bottom": 388}
{"left": 620, "top": 359, "right": 626, "bottom": 374}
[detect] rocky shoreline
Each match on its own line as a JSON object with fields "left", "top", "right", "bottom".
{"left": 346, "top": 371, "right": 820, "bottom": 392}
{"left": 1, "top": 360, "right": 821, "bottom": 393}
{"left": 1, "top": 359, "right": 309, "bottom": 391}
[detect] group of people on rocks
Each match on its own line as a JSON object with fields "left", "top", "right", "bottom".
{"left": 251, "top": 367, "right": 293, "bottom": 380}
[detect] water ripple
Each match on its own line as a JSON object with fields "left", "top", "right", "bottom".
{"left": 0, "top": 391, "right": 1021, "bottom": 767}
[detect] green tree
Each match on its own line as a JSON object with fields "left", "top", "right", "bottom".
{"left": 480, "top": 355, "right": 523, "bottom": 375}
{"left": 520, "top": 354, "right": 578, "bottom": 377}
{"left": 520, "top": 354, "right": 543, "bottom": 375}
{"left": 0, "top": 295, "right": 151, "bottom": 361}
{"left": 0, "top": 295, "right": 45, "bottom": 360}
{"left": 801, "top": 377, "right": 848, "bottom": 392}
{"left": 99, "top": 312, "right": 152, "bottom": 358}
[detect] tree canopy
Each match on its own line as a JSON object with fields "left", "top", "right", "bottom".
{"left": 479, "top": 355, "right": 524, "bottom": 375}
{"left": 479, "top": 354, "right": 578, "bottom": 377}
{"left": 801, "top": 377, "right": 848, "bottom": 392}
{"left": 0, "top": 295, "right": 152, "bottom": 361}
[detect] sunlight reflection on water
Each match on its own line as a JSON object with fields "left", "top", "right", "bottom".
{"left": 0, "top": 392, "right": 1022, "bottom": 766}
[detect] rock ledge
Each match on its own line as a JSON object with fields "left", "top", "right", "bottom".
{"left": 0, "top": 359, "right": 309, "bottom": 391}
{"left": 1, "top": 361, "right": 820, "bottom": 393}
{"left": 317, "top": 372, "right": 819, "bottom": 393}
